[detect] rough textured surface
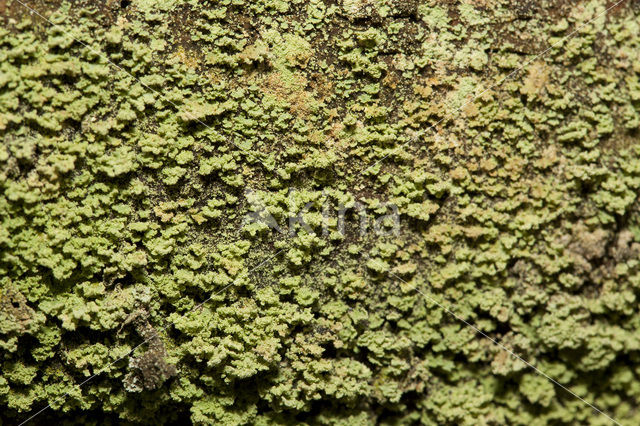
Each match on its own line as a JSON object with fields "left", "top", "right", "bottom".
{"left": 2, "top": 0, "right": 640, "bottom": 424}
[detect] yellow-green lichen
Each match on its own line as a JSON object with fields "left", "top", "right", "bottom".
{"left": 2, "top": 0, "right": 640, "bottom": 425}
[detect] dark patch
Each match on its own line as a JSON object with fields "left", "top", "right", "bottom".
{"left": 123, "top": 314, "right": 178, "bottom": 391}
{"left": 606, "top": 0, "right": 630, "bottom": 17}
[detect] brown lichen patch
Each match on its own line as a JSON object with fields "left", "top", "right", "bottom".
{"left": 520, "top": 61, "right": 550, "bottom": 98}
{"left": 467, "top": 0, "right": 489, "bottom": 7}
{"left": 260, "top": 71, "right": 314, "bottom": 118}
{"left": 606, "top": 0, "right": 631, "bottom": 17}
{"left": 123, "top": 315, "right": 177, "bottom": 392}
{"left": 561, "top": 222, "right": 612, "bottom": 276}
{"left": 0, "top": 286, "right": 37, "bottom": 333}
{"left": 462, "top": 98, "right": 479, "bottom": 117}
{"left": 172, "top": 45, "right": 201, "bottom": 69}
{"left": 307, "top": 71, "right": 335, "bottom": 103}
{"left": 382, "top": 71, "right": 399, "bottom": 90}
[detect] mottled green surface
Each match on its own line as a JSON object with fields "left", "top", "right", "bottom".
{"left": 2, "top": 0, "right": 640, "bottom": 424}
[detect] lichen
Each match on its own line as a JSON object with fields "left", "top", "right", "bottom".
{"left": 2, "top": 0, "right": 640, "bottom": 425}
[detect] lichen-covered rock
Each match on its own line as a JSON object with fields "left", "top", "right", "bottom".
{"left": 2, "top": 0, "right": 640, "bottom": 425}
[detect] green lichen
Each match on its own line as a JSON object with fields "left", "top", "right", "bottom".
{"left": 2, "top": 0, "right": 640, "bottom": 425}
